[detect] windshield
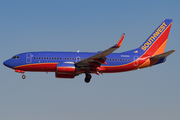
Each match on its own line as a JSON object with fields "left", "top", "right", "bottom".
{"left": 11, "top": 56, "right": 19, "bottom": 59}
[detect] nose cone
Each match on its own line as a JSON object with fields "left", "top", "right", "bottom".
{"left": 3, "top": 59, "right": 12, "bottom": 68}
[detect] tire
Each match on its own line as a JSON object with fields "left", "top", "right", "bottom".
{"left": 22, "top": 75, "right": 26, "bottom": 79}
{"left": 84, "top": 74, "right": 91, "bottom": 83}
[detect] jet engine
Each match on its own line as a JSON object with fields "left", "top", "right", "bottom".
{"left": 55, "top": 63, "right": 76, "bottom": 78}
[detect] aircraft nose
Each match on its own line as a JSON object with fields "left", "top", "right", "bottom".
{"left": 3, "top": 60, "right": 8, "bottom": 66}
{"left": 3, "top": 59, "right": 11, "bottom": 68}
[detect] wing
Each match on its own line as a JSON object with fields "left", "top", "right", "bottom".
{"left": 75, "top": 33, "right": 125, "bottom": 72}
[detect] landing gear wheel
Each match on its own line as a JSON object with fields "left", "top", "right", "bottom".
{"left": 22, "top": 75, "right": 26, "bottom": 79}
{"left": 85, "top": 74, "right": 92, "bottom": 83}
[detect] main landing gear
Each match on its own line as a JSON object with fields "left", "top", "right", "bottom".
{"left": 85, "top": 73, "right": 92, "bottom": 83}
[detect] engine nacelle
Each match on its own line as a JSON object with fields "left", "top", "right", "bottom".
{"left": 56, "top": 73, "right": 75, "bottom": 78}
{"left": 56, "top": 63, "right": 76, "bottom": 74}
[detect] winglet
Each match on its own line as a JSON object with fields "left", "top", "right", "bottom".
{"left": 112, "top": 33, "right": 125, "bottom": 48}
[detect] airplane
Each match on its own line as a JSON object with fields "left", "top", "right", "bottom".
{"left": 3, "top": 19, "right": 175, "bottom": 83}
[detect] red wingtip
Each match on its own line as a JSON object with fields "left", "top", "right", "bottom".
{"left": 112, "top": 33, "right": 125, "bottom": 48}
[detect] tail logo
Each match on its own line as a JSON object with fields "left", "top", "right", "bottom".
{"left": 141, "top": 22, "right": 167, "bottom": 51}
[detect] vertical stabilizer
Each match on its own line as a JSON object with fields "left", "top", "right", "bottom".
{"left": 139, "top": 19, "right": 173, "bottom": 56}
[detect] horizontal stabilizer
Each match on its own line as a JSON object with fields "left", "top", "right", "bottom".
{"left": 150, "top": 50, "right": 176, "bottom": 60}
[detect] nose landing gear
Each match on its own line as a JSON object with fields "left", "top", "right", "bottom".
{"left": 85, "top": 74, "right": 92, "bottom": 83}
{"left": 15, "top": 70, "right": 26, "bottom": 79}
{"left": 22, "top": 75, "right": 26, "bottom": 79}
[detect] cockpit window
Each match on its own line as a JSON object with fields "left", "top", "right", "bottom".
{"left": 12, "top": 56, "right": 20, "bottom": 59}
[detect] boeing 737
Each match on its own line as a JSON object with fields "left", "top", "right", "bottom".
{"left": 3, "top": 19, "right": 175, "bottom": 83}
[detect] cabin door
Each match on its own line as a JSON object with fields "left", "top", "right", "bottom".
{"left": 26, "top": 53, "right": 32, "bottom": 63}
{"left": 134, "top": 55, "right": 138, "bottom": 66}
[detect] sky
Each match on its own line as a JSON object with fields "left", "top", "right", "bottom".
{"left": 0, "top": 0, "right": 180, "bottom": 120}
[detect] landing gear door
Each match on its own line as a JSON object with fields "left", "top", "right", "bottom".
{"left": 26, "top": 53, "right": 32, "bottom": 63}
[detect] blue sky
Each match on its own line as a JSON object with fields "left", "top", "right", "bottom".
{"left": 0, "top": 0, "right": 180, "bottom": 120}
